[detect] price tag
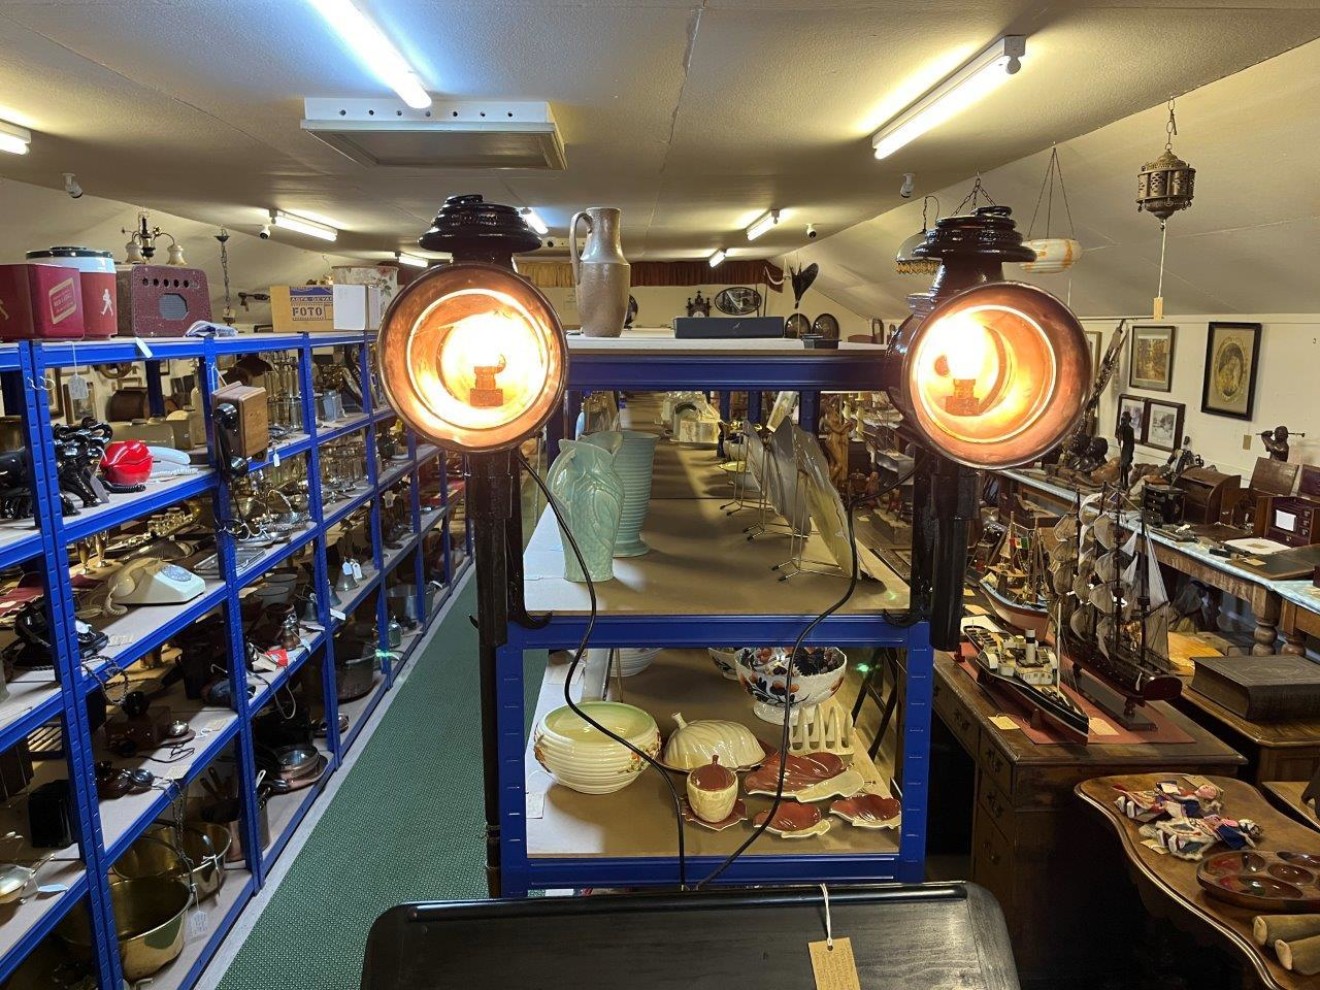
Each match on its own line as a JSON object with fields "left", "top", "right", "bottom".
{"left": 272, "top": 450, "right": 281, "bottom": 468}
{"left": 989, "top": 715, "right": 1019, "bottom": 731}
{"left": 134, "top": 338, "right": 155, "bottom": 359}
{"left": 1088, "top": 717, "right": 1119, "bottom": 737}
{"left": 351, "top": 560, "right": 364, "bottom": 581}
{"left": 330, "top": 608, "right": 347, "bottom": 622}
{"left": 66, "top": 373, "right": 89, "bottom": 401}
{"left": 808, "top": 938, "right": 862, "bottom": 990}
{"left": 160, "top": 764, "right": 189, "bottom": 781}
{"left": 186, "top": 906, "right": 211, "bottom": 944}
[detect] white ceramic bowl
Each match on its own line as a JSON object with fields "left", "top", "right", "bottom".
{"left": 533, "top": 702, "right": 660, "bottom": 795}
{"left": 734, "top": 647, "right": 848, "bottom": 724}
{"left": 706, "top": 647, "right": 741, "bottom": 681}
{"left": 615, "top": 648, "right": 661, "bottom": 677}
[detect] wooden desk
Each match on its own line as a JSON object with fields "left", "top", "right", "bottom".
{"left": 1177, "top": 684, "right": 1320, "bottom": 783}
{"left": 932, "top": 653, "right": 1244, "bottom": 980}
{"left": 997, "top": 469, "right": 1303, "bottom": 656}
{"left": 1263, "top": 780, "right": 1320, "bottom": 831}
{"left": 1077, "top": 774, "right": 1320, "bottom": 990}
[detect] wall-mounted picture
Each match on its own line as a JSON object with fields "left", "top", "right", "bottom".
{"left": 1202, "top": 322, "right": 1262, "bottom": 420}
{"left": 1085, "top": 329, "right": 1104, "bottom": 383}
{"left": 1144, "top": 399, "right": 1185, "bottom": 452}
{"left": 1129, "top": 325, "right": 1176, "bottom": 392}
{"left": 1117, "top": 394, "right": 1147, "bottom": 441}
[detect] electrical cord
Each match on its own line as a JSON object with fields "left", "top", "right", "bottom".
{"left": 516, "top": 450, "right": 689, "bottom": 889}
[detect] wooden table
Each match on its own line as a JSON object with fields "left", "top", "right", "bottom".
{"left": 1077, "top": 773, "right": 1320, "bottom": 990}
{"left": 997, "top": 468, "right": 1307, "bottom": 656}
{"left": 1264, "top": 780, "right": 1320, "bottom": 831}
{"left": 932, "top": 653, "right": 1244, "bottom": 980}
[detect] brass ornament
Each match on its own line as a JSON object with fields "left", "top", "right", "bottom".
{"left": 1137, "top": 100, "right": 1196, "bottom": 221}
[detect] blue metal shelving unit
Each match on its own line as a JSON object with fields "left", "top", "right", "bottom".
{"left": 0, "top": 332, "right": 470, "bottom": 987}
{"left": 498, "top": 338, "right": 932, "bottom": 897}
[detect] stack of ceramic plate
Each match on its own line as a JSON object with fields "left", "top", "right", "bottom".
{"left": 533, "top": 702, "right": 660, "bottom": 794}
{"left": 615, "top": 647, "right": 662, "bottom": 677}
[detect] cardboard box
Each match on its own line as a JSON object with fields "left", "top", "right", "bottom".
{"left": 0, "top": 263, "right": 86, "bottom": 340}
{"left": 332, "top": 283, "right": 385, "bottom": 331}
{"left": 271, "top": 285, "right": 334, "bottom": 332}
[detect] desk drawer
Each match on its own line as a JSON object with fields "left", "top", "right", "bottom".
{"left": 977, "top": 769, "right": 1013, "bottom": 833}
{"left": 971, "top": 813, "right": 1016, "bottom": 926}
{"left": 933, "top": 676, "right": 979, "bottom": 754}
{"left": 979, "top": 733, "right": 1015, "bottom": 796}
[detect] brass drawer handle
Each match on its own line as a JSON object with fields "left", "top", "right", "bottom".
{"left": 983, "top": 746, "right": 1004, "bottom": 774}
{"left": 981, "top": 838, "right": 1002, "bottom": 866}
{"left": 986, "top": 791, "right": 1005, "bottom": 819}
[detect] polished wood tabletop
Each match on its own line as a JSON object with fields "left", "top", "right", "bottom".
{"left": 1264, "top": 780, "right": 1320, "bottom": 833}
{"left": 1077, "top": 773, "right": 1320, "bottom": 990}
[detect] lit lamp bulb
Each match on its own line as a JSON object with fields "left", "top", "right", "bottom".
{"left": 940, "top": 317, "right": 993, "bottom": 416}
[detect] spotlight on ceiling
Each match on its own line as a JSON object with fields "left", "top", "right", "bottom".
{"left": 397, "top": 252, "right": 428, "bottom": 268}
{"left": 272, "top": 210, "right": 339, "bottom": 242}
{"left": 380, "top": 195, "right": 566, "bottom": 454}
{"left": 872, "top": 35, "right": 1026, "bottom": 160}
{"left": 0, "top": 120, "right": 31, "bottom": 156}
{"left": 520, "top": 208, "right": 549, "bottom": 235}
{"left": 746, "top": 210, "right": 781, "bottom": 241}
{"left": 306, "top": 0, "right": 431, "bottom": 109}
{"left": 708, "top": 249, "right": 727, "bottom": 268}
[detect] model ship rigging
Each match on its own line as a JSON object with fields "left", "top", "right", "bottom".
{"left": 1049, "top": 489, "right": 1183, "bottom": 726}
{"left": 979, "top": 520, "right": 1051, "bottom": 639}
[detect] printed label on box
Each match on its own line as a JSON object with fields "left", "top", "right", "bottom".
{"left": 47, "top": 277, "right": 79, "bottom": 324}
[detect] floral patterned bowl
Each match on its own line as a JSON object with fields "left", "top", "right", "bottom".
{"left": 706, "top": 647, "right": 741, "bottom": 681}
{"left": 533, "top": 702, "right": 660, "bottom": 795}
{"left": 734, "top": 646, "right": 847, "bottom": 723}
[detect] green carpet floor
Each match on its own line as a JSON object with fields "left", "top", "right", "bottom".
{"left": 217, "top": 574, "right": 535, "bottom": 989}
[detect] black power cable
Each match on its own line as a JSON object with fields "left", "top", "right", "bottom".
{"left": 516, "top": 450, "right": 689, "bottom": 889}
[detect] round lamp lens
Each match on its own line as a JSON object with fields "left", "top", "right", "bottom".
{"left": 380, "top": 264, "right": 566, "bottom": 452}
{"left": 903, "top": 283, "right": 1089, "bottom": 468}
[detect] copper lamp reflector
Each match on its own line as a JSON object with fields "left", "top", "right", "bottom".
{"left": 379, "top": 262, "right": 567, "bottom": 452}
{"left": 898, "top": 282, "right": 1089, "bottom": 468}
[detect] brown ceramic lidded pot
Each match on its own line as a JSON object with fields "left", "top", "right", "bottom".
{"left": 686, "top": 755, "right": 738, "bottom": 824}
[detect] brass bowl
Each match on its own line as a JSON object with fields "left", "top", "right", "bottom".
{"left": 58, "top": 876, "right": 190, "bottom": 980}
{"left": 115, "top": 822, "right": 232, "bottom": 902}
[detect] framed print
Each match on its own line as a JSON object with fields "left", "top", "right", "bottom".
{"left": 1202, "top": 322, "right": 1262, "bottom": 419}
{"left": 1144, "top": 399, "right": 1185, "bottom": 452}
{"left": 1129, "top": 325, "right": 1176, "bottom": 392}
{"left": 1118, "top": 394, "right": 1148, "bottom": 441}
{"left": 1085, "top": 329, "right": 1104, "bottom": 383}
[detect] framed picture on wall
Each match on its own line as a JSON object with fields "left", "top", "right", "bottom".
{"left": 1144, "top": 399, "right": 1185, "bottom": 452}
{"left": 1202, "top": 322, "right": 1262, "bottom": 420}
{"left": 1129, "top": 325, "right": 1176, "bottom": 392}
{"left": 1118, "top": 394, "right": 1148, "bottom": 441}
{"left": 1085, "top": 329, "right": 1104, "bottom": 383}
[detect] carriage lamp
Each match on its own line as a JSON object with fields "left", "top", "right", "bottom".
{"left": 379, "top": 260, "right": 566, "bottom": 453}
{"left": 883, "top": 205, "right": 1090, "bottom": 651}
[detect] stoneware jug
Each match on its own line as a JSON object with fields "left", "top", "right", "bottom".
{"left": 546, "top": 437, "right": 625, "bottom": 583}
{"left": 583, "top": 429, "right": 658, "bottom": 557}
{"left": 570, "top": 207, "right": 630, "bottom": 338}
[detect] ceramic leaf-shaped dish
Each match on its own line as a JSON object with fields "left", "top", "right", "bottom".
{"left": 830, "top": 793, "right": 902, "bottom": 830}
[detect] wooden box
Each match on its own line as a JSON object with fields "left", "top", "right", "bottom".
{"left": 212, "top": 383, "right": 269, "bottom": 460}
{"left": 115, "top": 265, "right": 211, "bottom": 337}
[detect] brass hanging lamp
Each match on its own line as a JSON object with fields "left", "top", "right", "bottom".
{"left": 1137, "top": 99, "right": 1196, "bottom": 319}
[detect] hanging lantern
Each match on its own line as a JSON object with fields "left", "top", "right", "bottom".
{"left": 896, "top": 196, "right": 940, "bottom": 275}
{"left": 1137, "top": 100, "right": 1196, "bottom": 220}
{"left": 1021, "top": 145, "right": 1082, "bottom": 274}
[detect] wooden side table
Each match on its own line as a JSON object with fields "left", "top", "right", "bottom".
{"left": 1077, "top": 773, "right": 1320, "bottom": 990}
{"left": 932, "top": 654, "right": 1244, "bottom": 981}
{"left": 1263, "top": 780, "right": 1320, "bottom": 831}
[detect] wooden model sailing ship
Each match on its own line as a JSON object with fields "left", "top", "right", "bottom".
{"left": 979, "top": 521, "right": 1051, "bottom": 639}
{"left": 965, "top": 623, "right": 1090, "bottom": 742}
{"left": 1046, "top": 490, "right": 1183, "bottom": 723}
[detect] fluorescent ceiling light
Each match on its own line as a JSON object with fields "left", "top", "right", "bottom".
{"left": 521, "top": 208, "right": 549, "bottom": 235}
{"left": 709, "top": 249, "right": 727, "bottom": 268}
{"left": 306, "top": 0, "right": 431, "bottom": 110}
{"left": 273, "top": 210, "right": 338, "bottom": 242}
{"left": 397, "top": 252, "right": 428, "bottom": 268}
{"left": 0, "top": 120, "right": 31, "bottom": 156}
{"left": 746, "top": 210, "right": 780, "bottom": 241}
{"left": 872, "top": 35, "right": 1026, "bottom": 160}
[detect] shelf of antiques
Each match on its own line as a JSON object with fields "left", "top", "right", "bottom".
{"left": 496, "top": 340, "right": 935, "bottom": 897}
{"left": 0, "top": 331, "right": 470, "bottom": 988}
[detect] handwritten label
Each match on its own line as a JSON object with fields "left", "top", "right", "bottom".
{"left": 66, "top": 373, "right": 89, "bottom": 400}
{"left": 989, "top": 715, "right": 1019, "bottom": 731}
{"left": 808, "top": 938, "right": 862, "bottom": 990}
{"left": 1089, "top": 717, "right": 1119, "bottom": 737}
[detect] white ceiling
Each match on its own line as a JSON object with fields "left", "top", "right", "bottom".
{"left": 792, "top": 35, "right": 1320, "bottom": 318}
{"left": 0, "top": 0, "right": 1317, "bottom": 277}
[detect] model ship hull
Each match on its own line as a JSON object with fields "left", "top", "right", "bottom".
{"left": 1063, "top": 633, "right": 1182, "bottom": 704}
{"left": 966, "top": 628, "right": 1090, "bottom": 743}
{"left": 979, "top": 574, "right": 1051, "bottom": 639}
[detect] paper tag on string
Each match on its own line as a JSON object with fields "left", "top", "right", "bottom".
{"left": 66, "top": 373, "right": 89, "bottom": 401}
{"left": 351, "top": 560, "right": 364, "bottom": 581}
{"left": 272, "top": 449, "right": 281, "bottom": 468}
{"left": 808, "top": 938, "right": 862, "bottom": 990}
